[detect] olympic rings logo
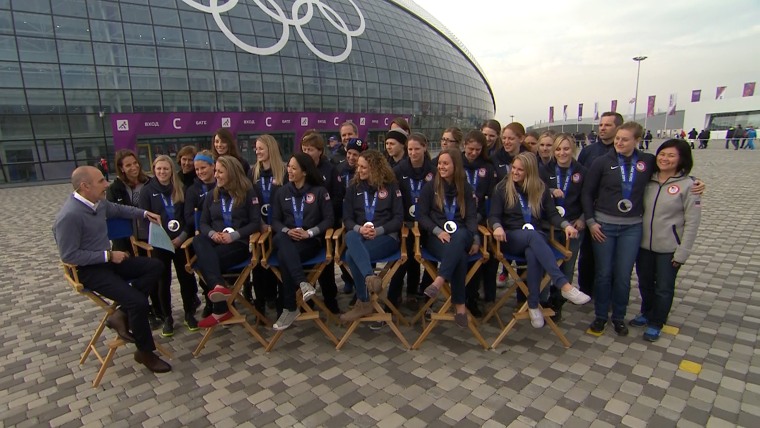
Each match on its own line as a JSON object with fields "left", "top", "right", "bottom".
{"left": 181, "top": 0, "right": 365, "bottom": 63}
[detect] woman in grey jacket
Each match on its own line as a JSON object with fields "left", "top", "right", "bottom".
{"left": 632, "top": 139, "right": 701, "bottom": 342}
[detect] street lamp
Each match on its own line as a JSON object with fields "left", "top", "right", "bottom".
{"left": 509, "top": 115, "right": 514, "bottom": 123}
{"left": 632, "top": 56, "right": 647, "bottom": 123}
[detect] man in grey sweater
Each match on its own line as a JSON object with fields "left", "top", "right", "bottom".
{"left": 54, "top": 166, "right": 171, "bottom": 373}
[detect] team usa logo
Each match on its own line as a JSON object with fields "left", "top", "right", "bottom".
{"left": 636, "top": 161, "right": 647, "bottom": 172}
{"left": 572, "top": 173, "right": 581, "bottom": 183}
{"left": 378, "top": 189, "right": 388, "bottom": 199}
{"left": 478, "top": 168, "right": 486, "bottom": 177}
{"left": 667, "top": 185, "right": 680, "bottom": 195}
{"left": 305, "top": 193, "right": 316, "bottom": 204}
{"left": 425, "top": 173, "right": 433, "bottom": 182}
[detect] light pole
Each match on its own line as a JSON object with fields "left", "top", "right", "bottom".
{"left": 632, "top": 56, "right": 647, "bottom": 123}
{"left": 509, "top": 115, "right": 514, "bottom": 123}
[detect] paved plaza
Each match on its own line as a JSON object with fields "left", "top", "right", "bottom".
{"left": 0, "top": 145, "right": 758, "bottom": 427}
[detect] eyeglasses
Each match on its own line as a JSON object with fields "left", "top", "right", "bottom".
{"left": 440, "top": 138, "right": 458, "bottom": 144}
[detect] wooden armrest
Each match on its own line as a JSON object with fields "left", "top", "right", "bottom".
{"left": 258, "top": 229, "right": 273, "bottom": 265}
{"left": 401, "top": 224, "right": 409, "bottom": 239}
{"left": 61, "top": 262, "right": 84, "bottom": 292}
{"left": 548, "top": 226, "right": 572, "bottom": 259}
{"left": 248, "top": 232, "right": 261, "bottom": 264}
{"left": 131, "top": 237, "right": 153, "bottom": 256}
{"left": 324, "top": 228, "right": 334, "bottom": 261}
{"left": 180, "top": 236, "right": 194, "bottom": 249}
{"left": 487, "top": 226, "right": 504, "bottom": 260}
{"left": 411, "top": 223, "right": 422, "bottom": 259}
{"left": 411, "top": 223, "right": 421, "bottom": 237}
{"left": 333, "top": 226, "right": 346, "bottom": 263}
{"left": 258, "top": 228, "right": 272, "bottom": 245}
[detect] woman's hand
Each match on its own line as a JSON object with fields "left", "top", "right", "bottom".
{"left": 692, "top": 179, "right": 705, "bottom": 195}
{"left": 219, "top": 231, "right": 233, "bottom": 244}
{"left": 211, "top": 232, "right": 224, "bottom": 244}
{"left": 672, "top": 260, "right": 683, "bottom": 268}
{"left": 589, "top": 223, "right": 606, "bottom": 243}
{"left": 564, "top": 225, "right": 579, "bottom": 240}
{"left": 437, "top": 231, "right": 451, "bottom": 243}
{"left": 572, "top": 218, "right": 586, "bottom": 231}
{"left": 288, "top": 228, "right": 309, "bottom": 241}
{"left": 492, "top": 227, "right": 506, "bottom": 242}
{"left": 360, "top": 224, "right": 376, "bottom": 240}
{"left": 468, "top": 243, "right": 480, "bottom": 256}
{"left": 552, "top": 189, "right": 565, "bottom": 199}
{"left": 171, "top": 237, "right": 183, "bottom": 248}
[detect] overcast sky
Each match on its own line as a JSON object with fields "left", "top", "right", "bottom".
{"left": 413, "top": 0, "right": 759, "bottom": 126}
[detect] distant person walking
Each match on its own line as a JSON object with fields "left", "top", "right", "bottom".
{"left": 687, "top": 128, "right": 698, "bottom": 149}
{"left": 697, "top": 129, "right": 710, "bottom": 149}
{"left": 644, "top": 130, "right": 653, "bottom": 151}
{"left": 746, "top": 126, "right": 756, "bottom": 150}
{"left": 725, "top": 126, "right": 735, "bottom": 149}
{"left": 99, "top": 157, "right": 109, "bottom": 181}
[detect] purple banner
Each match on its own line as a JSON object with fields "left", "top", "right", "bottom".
{"left": 111, "top": 112, "right": 408, "bottom": 151}
{"left": 691, "top": 89, "right": 701, "bottom": 102}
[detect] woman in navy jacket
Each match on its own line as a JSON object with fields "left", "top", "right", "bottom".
{"left": 138, "top": 155, "right": 199, "bottom": 336}
{"left": 270, "top": 153, "right": 334, "bottom": 330}
{"left": 489, "top": 152, "right": 590, "bottom": 328}
{"left": 193, "top": 156, "right": 262, "bottom": 328}
{"left": 418, "top": 148, "right": 479, "bottom": 328}
{"left": 340, "top": 150, "right": 403, "bottom": 322}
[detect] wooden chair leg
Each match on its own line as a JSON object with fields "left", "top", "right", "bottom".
{"left": 193, "top": 326, "right": 218, "bottom": 357}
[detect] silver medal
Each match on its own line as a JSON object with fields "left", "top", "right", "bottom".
{"left": 260, "top": 203, "right": 270, "bottom": 216}
{"left": 363, "top": 222, "right": 374, "bottom": 228}
{"left": 223, "top": 227, "right": 235, "bottom": 233}
{"left": 522, "top": 223, "right": 535, "bottom": 230}
{"left": 617, "top": 199, "right": 633, "bottom": 213}
{"left": 167, "top": 220, "right": 180, "bottom": 232}
{"left": 408, "top": 205, "right": 416, "bottom": 217}
{"left": 444, "top": 221, "right": 458, "bottom": 233}
{"left": 557, "top": 206, "right": 566, "bottom": 217}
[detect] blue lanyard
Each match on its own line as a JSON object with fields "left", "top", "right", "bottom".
{"left": 259, "top": 176, "right": 272, "bottom": 203}
{"left": 343, "top": 172, "right": 351, "bottom": 189}
{"left": 554, "top": 165, "right": 573, "bottom": 206}
{"left": 201, "top": 183, "right": 208, "bottom": 196}
{"left": 617, "top": 153, "right": 638, "bottom": 201}
{"left": 465, "top": 168, "right": 479, "bottom": 189}
{"left": 443, "top": 196, "right": 457, "bottom": 221}
{"left": 291, "top": 195, "right": 305, "bottom": 228}
{"left": 159, "top": 193, "right": 175, "bottom": 220}
{"left": 517, "top": 193, "right": 532, "bottom": 225}
{"left": 220, "top": 196, "right": 233, "bottom": 228}
{"left": 363, "top": 190, "right": 378, "bottom": 222}
{"left": 409, "top": 178, "right": 423, "bottom": 201}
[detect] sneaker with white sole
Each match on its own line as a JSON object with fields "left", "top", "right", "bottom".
{"left": 561, "top": 287, "right": 591, "bottom": 305}
{"left": 273, "top": 309, "right": 298, "bottom": 330}
{"left": 529, "top": 308, "right": 544, "bottom": 328}
{"left": 299, "top": 282, "right": 315, "bottom": 301}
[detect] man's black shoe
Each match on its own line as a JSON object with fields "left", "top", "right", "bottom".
{"left": 589, "top": 318, "right": 606, "bottom": 334}
{"left": 105, "top": 309, "right": 135, "bottom": 343}
{"left": 465, "top": 299, "right": 483, "bottom": 318}
{"left": 134, "top": 350, "right": 171, "bottom": 373}
{"left": 612, "top": 320, "right": 629, "bottom": 336}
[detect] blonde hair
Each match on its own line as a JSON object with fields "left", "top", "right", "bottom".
{"left": 552, "top": 133, "right": 578, "bottom": 157}
{"left": 152, "top": 155, "right": 184, "bottom": 203}
{"left": 504, "top": 152, "right": 544, "bottom": 218}
{"left": 252, "top": 134, "right": 286, "bottom": 185}
{"left": 213, "top": 155, "right": 252, "bottom": 208}
{"left": 433, "top": 148, "right": 467, "bottom": 219}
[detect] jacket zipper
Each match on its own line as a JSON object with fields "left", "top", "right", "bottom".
{"left": 672, "top": 225, "right": 682, "bottom": 245}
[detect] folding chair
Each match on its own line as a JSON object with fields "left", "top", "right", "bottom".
{"left": 61, "top": 219, "right": 170, "bottom": 387}
{"left": 332, "top": 226, "right": 410, "bottom": 350}
{"left": 258, "top": 229, "right": 339, "bottom": 351}
{"left": 182, "top": 232, "right": 268, "bottom": 356}
{"left": 410, "top": 224, "right": 491, "bottom": 350}
{"left": 486, "top": 227, "right": 573, "bottom": 349}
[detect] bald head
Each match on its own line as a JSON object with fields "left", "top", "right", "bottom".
{"left": 72, "top": 166, "right": 108, "bottom": 202}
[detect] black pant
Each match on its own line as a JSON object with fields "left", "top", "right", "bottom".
{"left": 387, "top": 232, "right": 433, "bottom": 305}
{"left": 577, "top": 231, "right": 595, "bottom": 296}
{"left": 193, "top": 235, "right": 250, "bottom": 314}
{"left": 153, "top": 247, "right": 198, "bottom": 318}
{"left": 77, "top": 257, "right": 162, "bottom": 352}
{"left": 273, "top": 232, "right": 321, "bottom": 311}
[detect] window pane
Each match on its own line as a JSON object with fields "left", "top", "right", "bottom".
{"left": 284, "top": 94, "right": 303, "bottom": 112}
{"left": 57, "top": 40, "right": 94, "bottom": 64}
{"left": 0, "top": 34, "right": 17, "bottom": 61}
{"left": 22, "top": 63, "right": 61, "bottom": 88}
{"left": 218, "top": 92, "right": 240, "bottom": 112}
{"left": 65, "top": 90, "right": 100, "bottom": 114}
{"left": 87, "top": 1, "right": 121, "bottom": 20}
{"left": 0, "top": 61, "right": 22, "bottom": 87}
{"left": 123, "top": 23, "right": 155, "bottom": 45}
{"left": 281, "top": 57, "right": 301, "bottom": 75}
{"left": 304, "top": 95, "right": 320, "bottom": 111}
{"left": 263, "top": 93, "right": 284, "bottom": 112}
{"left": 179, "top": 10, "right": 206, "bottom": 29}
{"left": 99, "top": 90, "right": 133, "bottom": 113}
{"left": 190, "top": 91, "right": 216, "bottom": 112}
{"left": 212, "top": 50, "right": 237, "bottom": 71}
{"left": 0, "top": 116, "right": 32, "bottom": 137}
{"left": 160, "top": 68, "right": 188, "bottom": 90}
{"left": 52, "top": 0, "right": 87, "bottom": 17}
{"left": 16, "top": 37, "right": 57, "bottom": 62}
{"left": 262, "top": 74, "right": 282, "bottom": 93}
{"left": 259, "top": 56, "right": 281, "bottom": 74}
{"left": 68, "top": 114, "right": 103, "bottom": 135}
{"left": 89, "top": 20, "right": 124, "bottom": 43}
{"left": 132, "top": 90, "right": 162, "bottom": 112}
{"left": 10, "top": 0, "right": 50, "bottom": 13}
{"left": 162, "top": 91, "right": 190, "bottom": 112}
{"left": 26, "top": 89, "right": 65, "bottom": 114}
{"left": 241, "top": 92, "right": 263, "bottom": 112}
{"left": 283, "top": 75, "right": 302, "bottom": 94}
{"left": 60, "top": 64, "right": 97, "bottom": 89}
{"left": 54, "top": 16, "right": 91, "bottom": 41}
{"left": 188, "top": 70, "right": 215, "bottom": 91}
{"left": 129, "top": 67, "right": 160, "bottom": 90}
{"left": 97, "top": 66, "right": 130, "bottom": 90}
{"left": 43, "top": 139, "right": 73, "bottom": 162}
{"left": 0, "top": 89, "right": 27, "bottom": 114}
{"left": 157, "top": 47, "right": 186, "bottom": 68}
{"left": 216, "top": 71, "right": 239, "bottom": 91}
{"left": 93, "top": 43, "right": 127, "bottom": 66}
{"left": 185, "top": 49, "right": 212, "bottom": 69}
{"left": 13, "top": 12, "right": 53, "bottom": 37}
{"left": 127, "top": 45, "right": 157, "bottom": 67}
{"left": 120, "top": 3, "right": 151, "bottom": 24}
{"left": 239, "top": 72, "right": 261, "bottom": 92}
{"left": 182, "top": 28, "right": 209, "bottom": 49}
{"left": 154, "top": 26, "right": 183, "bottom": 47}
{"left": 151, "top": 7, "right": 179, "bottom": 27}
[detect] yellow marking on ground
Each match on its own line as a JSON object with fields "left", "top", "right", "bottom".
{"left": 679, "top": 360, "right": 702, "bottom": 374}
{"left": 662, "top": 325, "right": 679, "bottom": 335}
{"left": 586, "top": 328, "right": 603, "bottom": 337}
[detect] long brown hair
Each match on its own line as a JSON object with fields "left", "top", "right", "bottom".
{"left": 252, "top": 134, "right": 286, "bottom": 185}
{"left": 151, "top": 155, "right": 184, "bottom": 203}
{"left": 434, "top": 148, "right": 467, "bottom": 219}
{"left": 351, "top": 149, "right": 396, "bottom": 188}
{"left": 114, "top": 149, "right": 149, "bottom": 186}
{"left": 212, "top": 128, "right": 242, "bottom": 159}
{"left": 213, "top": 155, "right": 251, "bottom": 208}
{"left": 504, "top": 152, "right": 544, "bottom": 218}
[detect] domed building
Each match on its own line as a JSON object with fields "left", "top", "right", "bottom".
{"left": 0, "top": 0, "right": 495, "bottom": 183}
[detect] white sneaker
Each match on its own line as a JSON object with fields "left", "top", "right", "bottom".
{"left": 529, "top": 308, "right": 544, "bottom": 328}
{"left": 299, "top": 282, "right": 315, "bottom": 301}
{"left": 273, "top": 309, "right": 298, "bottom": 331}
{"left": 561, "top": 287, "right": 591, "bottom": 305}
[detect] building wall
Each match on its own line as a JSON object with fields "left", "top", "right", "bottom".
{"left": 0, "top": 0, "right": 495, "bottom": 184}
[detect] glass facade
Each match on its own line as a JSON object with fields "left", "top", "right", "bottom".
{"left": 0, "top": 0, "right": 495, "bottom": 184}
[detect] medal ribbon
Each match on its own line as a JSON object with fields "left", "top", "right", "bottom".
{"left": 617, "top": 153, "right": 638, "bottom": 203}
{"left": 465, "top": 168, "right": 479, "bottom": 190}
{"left": 220, "top": 196, "right": 233, "bottom": 228}
{"left": 443, "top": 196, "right": 457, "bottom": 221}
{"left": 260, "top": 176, "right": 273, "bottom": 224}
{"left": 409, "top": 177, "right": 423, "bottom": 214}
{"left": 363, "top": 190, "right": 378, "bottom": 222}
{"left": 554, "top": 165, "right": 573, "bottom": 207}
{"left": 291, "top": 194, "right": 305, "bottom": 228}
{"left": 160, "top": 193, "right": 175, "bottom": 221}
{"left": 517, "top": 193, "right": 532, "bottom": 225}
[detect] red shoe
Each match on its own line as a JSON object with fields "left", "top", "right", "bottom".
{"left": 208, "top": 285, "right": 231, "bottom": 302}
{"left": 198, "top": 312, "right": 233, "bottom": 328}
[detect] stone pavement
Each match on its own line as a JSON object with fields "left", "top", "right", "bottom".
{"left": 0, "top": 146, "right": 758, "bottom": 427}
